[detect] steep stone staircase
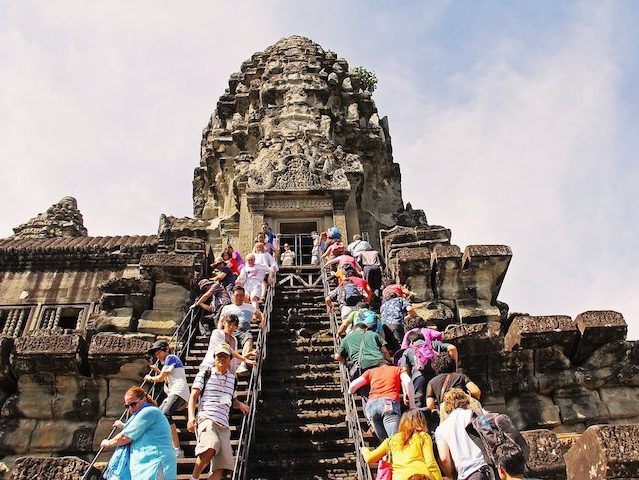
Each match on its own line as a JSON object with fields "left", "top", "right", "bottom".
{"left": 246, "top": 281, "right": 359, "bottom": 479}
{"left": 173, "top": 333, "right": 252, "bottom": 479}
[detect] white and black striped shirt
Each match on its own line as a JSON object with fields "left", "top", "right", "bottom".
{"left": 192, "top": 368, "right": 236, "bottom": 427}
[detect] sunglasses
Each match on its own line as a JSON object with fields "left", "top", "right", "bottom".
{"left": 124, "top": 398, "right": 142, "bottom": 408}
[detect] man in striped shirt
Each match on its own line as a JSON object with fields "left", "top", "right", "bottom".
{"left": 187, "top": 343, "right": 249, "bottom": 480}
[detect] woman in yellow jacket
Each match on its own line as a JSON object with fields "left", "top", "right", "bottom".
{"left": 361, "top": 409, "right": 443, "bottom": 480}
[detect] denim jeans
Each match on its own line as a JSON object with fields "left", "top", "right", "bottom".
{"left": 364, "top": 397, "right": 401, "bottom": 441}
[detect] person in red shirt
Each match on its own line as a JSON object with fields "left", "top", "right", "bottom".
{"left": 341, "top": 276, "right": 373, "bottom": 303}
{"left": 349, "top": 364, "right": 415, "bottom": 441}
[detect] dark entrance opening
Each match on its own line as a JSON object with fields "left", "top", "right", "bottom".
{"left": 279, "top": 221, "right": 317, "bottom": 266}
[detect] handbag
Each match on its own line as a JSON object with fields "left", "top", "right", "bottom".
{"left": 375, "top": 457, "right": 392, "bottom": 480}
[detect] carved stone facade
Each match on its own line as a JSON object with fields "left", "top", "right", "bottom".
{"left": 192, "top": 35, "right": 409, "bottom": 252}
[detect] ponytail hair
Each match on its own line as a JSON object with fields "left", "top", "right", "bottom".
{"left": 126, "top": 385, "right": 157, "bottom": 407}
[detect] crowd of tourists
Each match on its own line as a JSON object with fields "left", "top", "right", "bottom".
{"left": 99, "top": 224, "right": 532, "bottom": 480}
{"left": 321, "top": 229, "right": 532, "bottom": 480}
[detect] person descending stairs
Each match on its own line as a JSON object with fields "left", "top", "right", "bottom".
{"left": 246, "top": 279, "right": 359, "bottom": 479}
{"left": 171, "top": 331, "right": 254, "bottom": 480}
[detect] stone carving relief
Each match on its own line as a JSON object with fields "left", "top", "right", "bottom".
{"left": 263, "top": 198, "right": 333, "bottom": 212}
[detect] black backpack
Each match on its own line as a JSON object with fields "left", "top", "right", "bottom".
{"left": 466, "top": 411, "right": 529, "bottom": 479}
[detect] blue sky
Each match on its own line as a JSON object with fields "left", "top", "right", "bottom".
{"left": 1, "top": 1, "right": 637, "bottom": 337}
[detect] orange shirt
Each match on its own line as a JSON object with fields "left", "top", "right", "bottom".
{"left": 362, "top": 365, "right": 402, "bottom": 402}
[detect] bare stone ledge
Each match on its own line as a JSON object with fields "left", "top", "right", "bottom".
{"left": 504, "top": 315, "right": 578, "bottom": 356}
{"left": 573, "top": 310, "right": 627, "bottom": 363}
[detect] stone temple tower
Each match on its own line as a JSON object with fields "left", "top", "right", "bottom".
{"left": 192, "top": 35, "right": 406, "bottom": 254}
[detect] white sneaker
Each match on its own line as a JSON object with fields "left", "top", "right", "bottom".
{"left": 175, "top": 448, "right": 184, "bottom": 459}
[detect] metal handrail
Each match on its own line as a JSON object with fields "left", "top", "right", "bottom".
{"left": 81, "top": 301, "right": 203, "bottom": 480}
{"left": 231, "top": 277, "right": 275, "bottom": 480}
{"left": 320, "top": 259, "right": 374, "bottom": 480}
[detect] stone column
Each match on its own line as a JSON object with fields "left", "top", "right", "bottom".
{"left": 243, "top": 193, "right": 265, "bottom": 255}
{"left": 332, "top": 191, "right": 349, "bottom": 240}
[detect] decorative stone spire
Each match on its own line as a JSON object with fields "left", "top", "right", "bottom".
{"left": 12, "top": 196, "right": 88, "bottom": 238}
{"left": 193, "top": 35, "right": 405, "bottom": 243}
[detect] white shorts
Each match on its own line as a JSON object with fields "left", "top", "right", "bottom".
{"left": 244, "top": 279, "right": 263, "bottom": 299}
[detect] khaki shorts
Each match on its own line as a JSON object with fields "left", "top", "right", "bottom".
{"left": 195, "top": 417, "right": 234, "bottom": 471}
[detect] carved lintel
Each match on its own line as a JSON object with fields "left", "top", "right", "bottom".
{"left": 263, "top": 198, "right": 333, "bottom": 213}
{"left": 247, "top": 193, "right": 266, "bottom": 213}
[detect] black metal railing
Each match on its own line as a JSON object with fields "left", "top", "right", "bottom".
{"left": 320, "top": 259, "right": 373, "bottom": 480}
{"left": 81, "top": 303, "right": 203, "bottom": 480}
{"left": 231, "top": 278, "right": 276, "bottom": 480}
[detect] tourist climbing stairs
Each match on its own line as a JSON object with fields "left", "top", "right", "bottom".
{"left": 246, "top": 266, "right": 360, "bottom": 479}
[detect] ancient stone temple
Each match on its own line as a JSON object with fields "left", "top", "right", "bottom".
{"left": 0, "top": 36, "right": 637, "bottom": 479}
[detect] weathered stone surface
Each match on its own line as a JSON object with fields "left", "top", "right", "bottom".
{"left": 573, "top": 310, "right": 627, "bottom": 363}
{"left": 87, "top": 311, "right": 135, "bottom": 333}
{"left": 521, "top": 429, "right": 566, "bottom": 479}
{"left": 29, "top": 419, "right": 96, "bottom": 453}
{"left": 412, "top": 301, "right": 455, "bottom": 329}
{"left": 9, "top": 455, "right": 101, "bottom": 480}
{"left": 99, "top": 276, "right": 152, "bottom": 295}
{"left": 598, "top": 386, "right": 639, "bottom": 419}
{"left": 488, "top": 350, "right": 537, "bottom": 395}
{"left": 564, "top": 425, "right": 639, "bottom": 479}
{"left": 2, "top": 373, "right": 55, "bottom": 419}
{"left": 140, "top": 253, "right": 196, "bottom": 286}
{"left": 12, "top": 334, "right": 87, "bottom": 376}
{"left": 552, "top": 387, "right": 609, "bottom": 424}
{"left": 0, "top": 419, "right": 37, "bottom": 455}
{"left": 534, "top": 347, "right": 585, "bottom": 393}
{"left": 153, "top": 282, "right": 190, "bottom": 310}
{"left": 504, "top": 315, "right": 578, "bottom": 355}
{"left": 138, "top": 309, "right": 182, "bottom": 335}
{"left": 506, "top": 393, "right": 561, "bottom": 430}
{"left": 0, "top": 335, "right": 15, "bottom": 389}
{"left": 52, "top": 376, "right": 106, "bottom": 420}
{"left": 386, "top": 247, "right": 433, "bottom": 302}
{"left": 534, "top": 346, "right": 572, "bottom": 372}
{"left": 443, "top": 322, "right": 502, "bottom": 358}
{"left": 105, "top": 378, "right": 141, "bottom": 417}
{"left": 11, "top": 197, "right": 87, "bottom": 239}
{"left": 582, "top": 340, "right": 639, "bottom": 388}
{"left": 460, "top": 244, "right": 512, "bottom": 303}
{"left": 92, "top": 416, "right": 118, "bottom": 452}
{"left": 88, "top": 334, "right": 151, "bottom": 377}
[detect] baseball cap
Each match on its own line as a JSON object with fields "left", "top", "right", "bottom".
{"left": 147, "top": 340, "right": 169, "bottom": 355}
{"left": 214, "top": 343, "right": 232, "bottom": 357}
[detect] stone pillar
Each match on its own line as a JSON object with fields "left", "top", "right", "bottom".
{"left": 243, "top": 193, "right": 265, "bottom": 255}
{"left": 332, "top": 192, "right": 348, "bottom": 240}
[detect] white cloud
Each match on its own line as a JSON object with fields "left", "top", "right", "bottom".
{"left": 387, "top": 3, "right": 639, "bottom": 337}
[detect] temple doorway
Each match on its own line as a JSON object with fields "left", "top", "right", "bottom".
{"left": 277, "top": 220, "right": 318, "bottom": 266}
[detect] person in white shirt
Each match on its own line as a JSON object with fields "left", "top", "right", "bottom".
{"left": 144, "top": 340, "right": 190, "bottom": 458}
{"left": 200, "top": 314, "right": 255, "bottom": 373}
{"left": 218, "top": 285, "right": 265, "bottom": 374}
{"left": 348, "top": 234, "right": 372, "bottom": 255}
{"left": 253, "top": 242, "right": 279, "bottom": 271}
{"left": 435, "top": 388, "right": 489, "bottom": 480}
{"left": 235, "top": 253, "right": 274, "bottom": 308}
